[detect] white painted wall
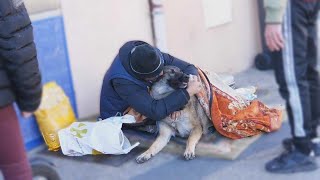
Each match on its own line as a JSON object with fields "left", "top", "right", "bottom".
{"left": 61, "top": 0, "right": 152, "bottom": 118}
{"left": 60, "top": 0, "right": 153, "bottom": 118}
{"left": 24, "top": 0, "right": 60, "bottom": 14}
{"left": 25, "top": 0, "right": 153, "bottom": 119}
{"left": 162, "top": 0, "right": 261, "bottom": 73}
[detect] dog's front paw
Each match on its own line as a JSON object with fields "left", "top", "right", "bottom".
{"left": 136, "top": 151, "right": 153, "bottom": 164}
{"left": 184, "top": 148, "right": 196, "bottom": 160}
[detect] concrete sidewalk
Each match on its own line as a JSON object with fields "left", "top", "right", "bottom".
{"left": 23, "top": 69, "right": 320, "bottom": 180}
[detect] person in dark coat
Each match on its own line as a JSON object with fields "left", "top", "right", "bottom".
{"left": 100, "top": 40, "right": 202, "bottom": 130}
{"left": 0, "top": 0, "right": 42, "bottom": 179}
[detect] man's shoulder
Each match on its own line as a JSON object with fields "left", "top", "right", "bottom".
{"left": 112, "top": 78, "right": 136, "bottom": 85}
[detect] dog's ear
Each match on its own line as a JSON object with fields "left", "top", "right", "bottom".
{"left": 162, "top": 67, "right": 174, "bottom": 79}
{"left": 163, "top": 66, "right": 180, "bottom": 73}
{"left": 164, "top": 67, "right": 180, "bottom": 78}
{"left": 163, "top": 66, "right": 173, "bottom": 74}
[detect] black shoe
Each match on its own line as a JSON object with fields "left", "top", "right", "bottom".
{"left": 282, "top": 138, "right": 294, "bottom": 152}
{"left": 312, "top": 141, "right": 320, "bottom": 156}
{"left": 265, "top": 150, "right": 318, "bottom": 173}
{"left": 282, "top": 138, "right": 320, "bottom": 156}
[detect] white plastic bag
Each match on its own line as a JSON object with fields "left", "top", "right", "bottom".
{"left": 58, "top": 115, "right": 140, "bottom": 156}
{"left": 235, "top": 86, "right": 258, "bottom": 101}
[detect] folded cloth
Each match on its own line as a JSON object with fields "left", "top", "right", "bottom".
{"left": 196, "top": 68, "right": 283, "bottom": 139}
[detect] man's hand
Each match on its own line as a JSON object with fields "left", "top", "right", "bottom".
{"left": 22, "top": 111, "right": 33, "bottom": 118}
{"left": 265, "top": 24, "right": 284, "bottom": 52}
{"left": 170, "top": 111, "right": 182, "bottom": 120}
{"left": 186, "top": 75, "right": 202, "bottom": 96}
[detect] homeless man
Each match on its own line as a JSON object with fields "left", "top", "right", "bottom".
{"left": 99, "top": 41, "right": 202, "bottom": 130}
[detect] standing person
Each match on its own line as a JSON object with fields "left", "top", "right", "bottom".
{"left": 264, "top": 0, "right": 320, "bottom": 173}
{"left": 0, "top": 0, "right": 42, "bottom": 179}
{"left": 99, "top": 40, "right": 202, "bottom": 129}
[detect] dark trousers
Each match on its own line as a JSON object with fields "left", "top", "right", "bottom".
{"left": 0, "top": 104, "right": 32, "bottom": 180}
{"left": 273, "top": 0, "right": 320, "bottom": 154}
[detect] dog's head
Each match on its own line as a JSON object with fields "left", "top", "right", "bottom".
{"left": 150, "top": 66, "right": 190, "bottom": 99}
{"left": 162, "top": 66, "right": 190, "bottom": 89}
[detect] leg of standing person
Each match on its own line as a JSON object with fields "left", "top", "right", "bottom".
{"left": 307, "top": 1, "right": 320, "bottom": 138}
{"left": 306, "top": 0, "right": 320, "bottom": 154}
{"left": 266, "top": 0, "right": 318, "bottom": 173}
{"left": 0, "top": 105, "right": 32, "bottom": 180}
{"left": 281, "top": 0, "right": 320, "bottom": 154}
{"left": 280, "top": 0, "right": 314, "bottom": 154}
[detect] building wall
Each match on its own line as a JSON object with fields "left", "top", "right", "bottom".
{"left": 162, "top": 0, "right": 262, "bottom": 73}
{"left": 24, "top": 0, "right": 60, "bottom": 14}
{"left": 60, "top": 0, "right": 153, "bottom": 118}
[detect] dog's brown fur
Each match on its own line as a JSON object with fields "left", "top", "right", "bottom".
{"left": 136, "top": 66, "right": 211, "bottom": 163}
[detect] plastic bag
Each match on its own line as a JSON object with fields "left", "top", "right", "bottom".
{"left": 235, "top": 86, "right": 258, "bottom": 101}
{"left": 35, "top": 82, "right": 76, "bottom": 151}
{"left": 58, "top": 115, "right": 140, "bottom": 156}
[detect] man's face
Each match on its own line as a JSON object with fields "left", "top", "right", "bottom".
{"left": 144, "top": 71, "right": 164, "bottom": 82}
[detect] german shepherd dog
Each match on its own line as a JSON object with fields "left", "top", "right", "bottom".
{"left": 136, "top": 66, "right": 211, "bottom": 163}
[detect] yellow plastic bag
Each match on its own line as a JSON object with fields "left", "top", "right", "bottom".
{"left": 35, "top": 82, "right": 76, "bottom": 151}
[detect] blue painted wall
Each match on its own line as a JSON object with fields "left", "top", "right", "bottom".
{"left": 17, "top": 16, "right": 77, "bottom": 151}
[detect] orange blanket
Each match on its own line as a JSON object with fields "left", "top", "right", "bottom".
{"left": 196, "top": 68, "right": 283, "bottom": 139}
